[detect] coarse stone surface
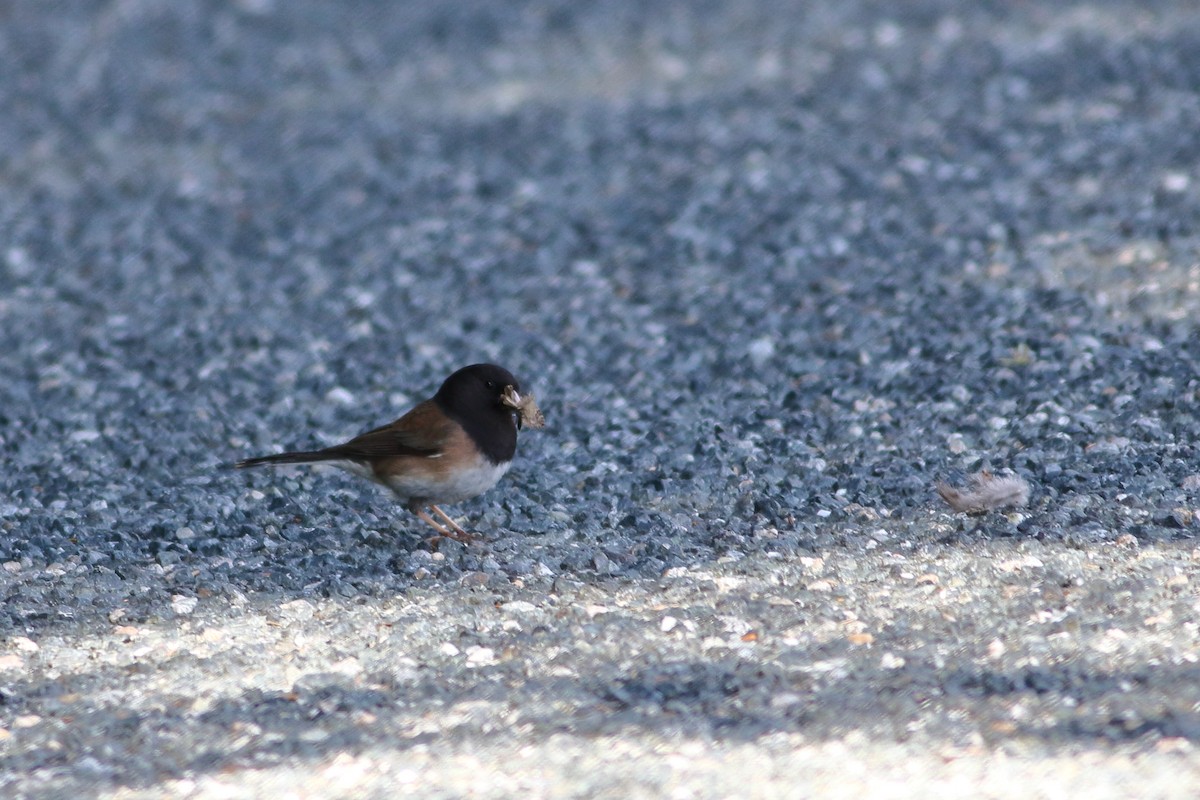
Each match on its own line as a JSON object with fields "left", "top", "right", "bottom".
{"left": 2, "top": 1, "right": 1200, "bottom": 797}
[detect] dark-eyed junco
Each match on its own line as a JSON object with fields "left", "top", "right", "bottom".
{"left": 236, "top": 363, "right": 543, "bottom": 543}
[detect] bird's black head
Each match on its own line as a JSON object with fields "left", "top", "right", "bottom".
{"left": 434, "top": 363, "right": 522, "bottom": 463}
{"left": 436, "top": 363, "right": 521, "bottom": 410}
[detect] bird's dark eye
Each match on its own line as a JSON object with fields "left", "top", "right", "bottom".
{"left": 485, "top": 380, "right": 495, "bottom": 389}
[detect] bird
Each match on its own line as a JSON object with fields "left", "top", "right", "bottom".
{"left": 235, "top": 363, "right": 541, "bottom": 544}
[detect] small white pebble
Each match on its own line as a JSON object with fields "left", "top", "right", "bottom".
{"left": 171, "top": 595, "right": 198, "bottom": 615}
{"left": 1162, "top": 172, "right": 1190, "bottom": 193}
{"left": 346, "top": 289, "right": 376, "bottom": 309}
{"left": 748, "top": 336, "right": 776, "bottom": 367}
{"left": 332, "top": 657, "right": 363, "bottom": 676}
{"left": 325, "top": 387, "right": 356, "bottom": 406}
{"left": 466, "top": 646, "right": 496, "bottom": 666}
{"left": 12, "top": 637, "right": 38, "bottom": 653}
{"left": 503, "top": 601, "right": 538, "bottom": 614}
{"left": 278, "top": 599, "right": 315, "bottom": 621}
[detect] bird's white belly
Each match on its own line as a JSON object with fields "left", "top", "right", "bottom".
{"left": 321, "top": 456, "right": 510, "bottom": 504}
{"left": 385, "top": 458, "right": 511, "bottom": 504}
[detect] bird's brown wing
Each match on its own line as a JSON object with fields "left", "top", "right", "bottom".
{"left": 321, "top": 400, "right": 452, "bottom": 460}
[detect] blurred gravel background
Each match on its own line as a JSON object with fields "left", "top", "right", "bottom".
{"left": 3, "top": 0, "right": 1200, "bottom": 797}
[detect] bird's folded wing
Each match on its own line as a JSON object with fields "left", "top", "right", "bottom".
{"left": 323, "top": 400, "right": 451, "bottom": 459}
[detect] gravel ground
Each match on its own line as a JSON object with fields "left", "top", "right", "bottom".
{"left": 3, "top": 0, "right": 1200, "bottom": 797}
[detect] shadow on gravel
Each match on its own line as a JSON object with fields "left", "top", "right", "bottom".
{"left": 3, "top": 644, "right": 1200, "bottom": 794}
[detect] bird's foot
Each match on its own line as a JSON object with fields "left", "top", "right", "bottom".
{"left": 415, "top": 507, "right": 482, "bottom": 548}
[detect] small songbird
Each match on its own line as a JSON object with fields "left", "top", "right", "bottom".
{"left": 235, "top": 363, "right": 542, "bottom": 543}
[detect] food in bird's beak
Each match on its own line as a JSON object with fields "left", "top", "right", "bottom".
{"left": 501, "top": 385, "right": 545, "bottom": 430}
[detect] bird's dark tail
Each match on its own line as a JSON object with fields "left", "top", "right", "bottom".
{"left": 234, "top": 450, "right": 341, "bottom": 469}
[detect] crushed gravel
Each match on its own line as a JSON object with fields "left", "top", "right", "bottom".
{"left": 2, "top": 0, "right": 1200, "bottom": 797}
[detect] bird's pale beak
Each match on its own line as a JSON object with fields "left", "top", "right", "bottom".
{"left": 500, "top": 385, "right": 523, "bottom": 409}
